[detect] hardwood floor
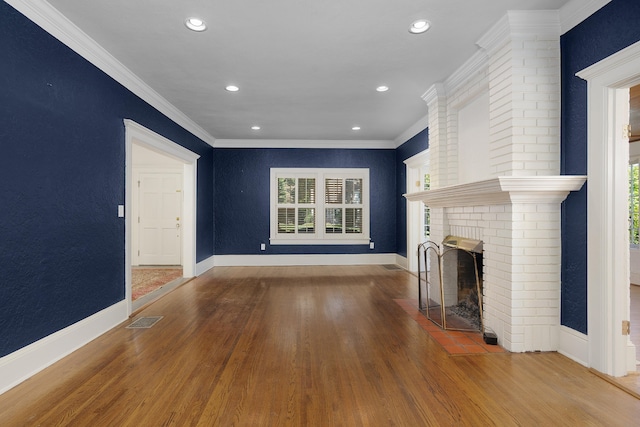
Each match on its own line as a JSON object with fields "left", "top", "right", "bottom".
{"left": 1, "top": 265, "right": 639, "bottom": 426}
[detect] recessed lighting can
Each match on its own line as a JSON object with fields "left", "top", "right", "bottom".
{"left": 185, "top": 17, "right": 207, "bottom": 32}
{"left": 409, "top": 19, "right": 431, "bottom": 34}
{"left": 225, "top": 85, "right": 240, "bottom": 92}
{"left": 376, "top": 86, "right": 389, "bottom": 92}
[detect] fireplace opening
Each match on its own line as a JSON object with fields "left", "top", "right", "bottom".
{"left": 417, "top": 236, "right": 483, "bottom": 332}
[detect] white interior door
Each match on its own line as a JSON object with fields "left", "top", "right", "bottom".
{"left": 138, "top": 172, "right": 182, "bottom": 265}
{"left": 405, "top": 150, "right": 430, "bottom": 273}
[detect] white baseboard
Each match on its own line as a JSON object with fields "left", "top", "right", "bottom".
{"left": 0, "top": 300, "right": 127, "bottom": 395}
{"left": 213, "top": 253, "right": 398, "bottom": 267}
{"left": 195, "top": 255, "right": 215, "bottom": 275}
{"left": 395, "top": 254, "right": 408, "bottom": 270}
{"left": 557, "top": 325, "right": 588, "bottom": 367}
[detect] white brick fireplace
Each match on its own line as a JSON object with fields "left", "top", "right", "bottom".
{"left": 405, "top": 11, "right": 586, "bottom": 352}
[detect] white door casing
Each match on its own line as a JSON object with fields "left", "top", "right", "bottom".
{"left": 577, "top": 40, "right": 640, "bottom": 376}
{"left": 124, "top": 119, "right": 200, "bottom": 315}
{"left": 405, "top": 150, "right": 430, "bottom": 274}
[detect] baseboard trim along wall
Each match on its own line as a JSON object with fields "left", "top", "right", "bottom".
{"left": 557, "top": 325, "right": 588, "bottom": 367}
{"left": 213, "top": 253, "right": 399, "bottom": 267}
{"left": 0, "top": 300, "right": 128, "bottom": 395}
{"left": 195, "top": 255, "right": 216, "bottom": 276}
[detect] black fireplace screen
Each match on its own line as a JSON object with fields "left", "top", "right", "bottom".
{"left": 417, "top": 236, "right": 483, "bottom": 332}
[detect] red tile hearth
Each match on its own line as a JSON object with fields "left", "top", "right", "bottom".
{"left": 394, "top": 299, "right": 505, "bottom": 355}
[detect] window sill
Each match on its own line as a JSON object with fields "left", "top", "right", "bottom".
{"left": 270, "top": 238, "right": 371, "bottom": 246}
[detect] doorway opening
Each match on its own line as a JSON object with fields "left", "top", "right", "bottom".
{"left": 578, "top": 40, "right": 640, "bottom": 377}
{"left": 405, "top": 149, "right": 430, "bottom": 274}
{"left": 131, "top": 143, "right": 184, "bottom": 309}
{"left": 124, "top": 120, "right": 200, "bottom": 315}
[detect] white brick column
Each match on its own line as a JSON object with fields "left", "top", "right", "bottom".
{"left": 478, "top": 10, "right": 561, "bottom": 177}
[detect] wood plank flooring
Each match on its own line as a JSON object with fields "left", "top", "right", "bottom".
{"left": 1, "top": 265, "right": 639, "bottom": 426}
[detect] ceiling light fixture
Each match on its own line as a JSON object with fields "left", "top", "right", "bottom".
{"left": 409, "top": 19, "right": 431, "bottom": 34}
{"left": 185, "top": 17, "right": 207, "bottom": 32}
{"left": 376, "top": 86, "right": 389, "bottom": 92}
{"left": 352, "top": 126, "right": 361, "bottom": 131}
{"left": 251, "top": 126, "right": 261, "bottom": 130}
{"left": 225, "top": 85, "right": 240, "bottom": 92}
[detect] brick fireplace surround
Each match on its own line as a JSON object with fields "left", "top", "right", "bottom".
{"left": 405, "top": 10, "right": 586, "bottom": 353}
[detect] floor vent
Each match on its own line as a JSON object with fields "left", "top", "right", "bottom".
{"left": 126, "top": 316, "right": 163, "bottom": 329}
{"left": 383, "top": 264, "right": 402, "bottom": 271}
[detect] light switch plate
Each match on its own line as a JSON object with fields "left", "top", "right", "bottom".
{"left": 118, "top": 205, "right": 125, "bottom": 218}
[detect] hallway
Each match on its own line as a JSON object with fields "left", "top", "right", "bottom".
{"left": 0, "top": 266, "right": 638, "bottom": 425}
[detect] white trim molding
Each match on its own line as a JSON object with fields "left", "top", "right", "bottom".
{"left": 557, "top": 326, "right": 589, "bottom": 367}
{"left": 213, "top": 253, "right": 398, "bottom": 267}
{"left": 5, "top": 0, "right": 215, "bottom": 146}
{"left": 576, "top": 40, "right": 640, "bottom": 376}
{"left": 404, "top": 176, "right": 586, "bottom": 208}
{"left": 0, "top": 301, "right": 127, "bottom": 395}
{"left": 394, "top": 115, "right": 429, "bottom": 148}
{"left": 213, "top": 139, "right": 396, "bottom": 149}
{"left": 560, "top": 0, "right": 613, "bottom": 34}
{"left": 196, "top": 255, "right": 216, "bottom": 276}
{"left": 125, "top": 120, "right": 200, "bottom": 314}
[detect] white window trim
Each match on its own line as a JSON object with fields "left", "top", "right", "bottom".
{"left": 270, "top": 168, "right": 370, "bottom": 245}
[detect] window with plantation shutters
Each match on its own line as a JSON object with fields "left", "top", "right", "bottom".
{"left": 270, "top": 168, "right": 370, "bottom": 245}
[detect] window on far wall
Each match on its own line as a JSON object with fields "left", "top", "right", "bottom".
{"left": 270, "top": 168, "right": 370, "bottom": 245}
{"left": 630, "top": 162, "right": 639, "bottom": 247}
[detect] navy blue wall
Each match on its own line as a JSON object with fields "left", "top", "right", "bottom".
{"left": 214, "top": 148, "right": 396, "bottom": 254}
{"left": 560, "top": 0, "right": 640, "bottom": 333}
{"left": 395, "top": 129, "right": 429, "bottom": 258}
{"left": 0, "top": 2, "right": 214, "bottom": 357}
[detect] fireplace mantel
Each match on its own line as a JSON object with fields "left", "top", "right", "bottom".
{"left": 404, "top": 176, "right": 587, "bottom": 208}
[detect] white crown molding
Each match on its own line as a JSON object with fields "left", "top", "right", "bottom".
{"left": 5, "top": 0, "right": 216, "bottom": 147}
{"left": 394, "top": 114, "right": 429, "bottom": 148}
{"left": 444, "top": 50, "right": 489, "bottom": 98}
{"left": 404, "top": 175, "right": 586, "bottom": 207}
{"left": 477, "top": 10, "right": 560, "bottom": 56}
{"left": 476, "top": 13, "right": 511, "bottom": 56}
{"left": 560, "top": 0, "right": 612, "bottom": 34}
{"left": 213, "top": 139, "right": 396, "bottom": 149}
{"left": 421, "top": 83, "right": 446, "bottom": 106}
{"left": 507, "top": 10, "right": 561, "bottom": 38}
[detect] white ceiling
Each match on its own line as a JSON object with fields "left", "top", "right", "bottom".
{"left": 45, "top": 0, "right": 570, "bottom": 143}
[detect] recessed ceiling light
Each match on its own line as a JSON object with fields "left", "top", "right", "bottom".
{"left": 185, "top": 17, "right": 207, "bottom": 32}
{"left": 225, "top": 85, "right": 239, "bottom": 92}
{"left": 352, "top": 126, "right": 361, "bottom": 131}
{"left": 409, "top": 19, "right": 431, "bottom": 34}
{"left": 376, "top": 86, "right": 389, "bottom": 92}
{"left": 251, "top": 126, "right": 261, "bottom": 130}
